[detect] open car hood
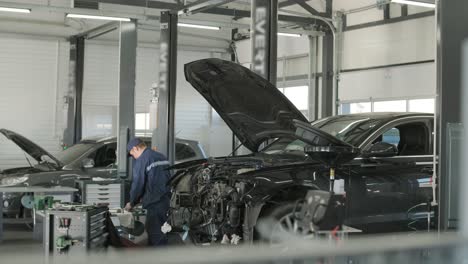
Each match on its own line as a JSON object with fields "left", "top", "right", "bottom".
{"left": 0, "top": 129, "right": 62, "bottom": 167}
{"left": 185, "top": 58, "right": 309, "bottom": 152}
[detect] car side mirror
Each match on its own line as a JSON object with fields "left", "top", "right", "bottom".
{"left": 362, "top": 142, "right": 398, "bottom": 158}
{"left": 81, "top": 158, "right": 95, "bottom": 169}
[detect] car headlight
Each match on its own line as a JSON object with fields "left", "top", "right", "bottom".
{"left": 1, "top": 176, "right": 28, "bottom": 186}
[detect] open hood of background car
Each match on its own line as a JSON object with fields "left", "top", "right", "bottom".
{"left": 0, "top": 129, "right": 62, "bottom": 167}
{"left": 185, "top": 58, "right": 309, "bottom": 152}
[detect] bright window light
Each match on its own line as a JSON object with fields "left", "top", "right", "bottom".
{"left": 391, "top": 0, "right": 435, "bottom": 8}
{"left": 350, "top": 102, "right": 372, "bottom": 114}
{"left": 340, "top": 102, "right": 372, "bottom": 114}
{"left": 0, "top": 7, "right": 31, "bottom": 13}
{"left": 408, "top": 98, "right": 435, "bottom": 113}
{"left": 374, "top": 100, "right": 407, "bottom": 112}
{"left": 281, "top": 86, "right": 308, "bottom": 110}
{"left": 178, "top": 23, "right": 220, "bottom": 30}
{"left": 66, "top": 13, "right": 131, "bottom": 22}
{"left": 135, "top": 113, "right": 150, "bottom": 130}
{"left": 278, "top": 32, "right": 302, "bottom": 37}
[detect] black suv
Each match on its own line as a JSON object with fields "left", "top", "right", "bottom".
{"left": 168, "top": 59, "right": 435, "bottom": 244}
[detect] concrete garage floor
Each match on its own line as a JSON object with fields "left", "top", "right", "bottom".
{"left": 0, "top": 223, "right": 185, "bottom": 255}
{"left": 0, "top": 224, "right": 42, "bottom": 253}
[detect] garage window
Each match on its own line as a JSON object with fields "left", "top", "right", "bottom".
{"left": 278, "top": 86, "right": 309, "bottom": 117}
{"left": 340, "top": 102, "right": 371, "bottom": 114}
{"left": 340, "top": 98, "right": 435, "bottom": 114}
{"left": 135, "top": 113, "right": 150, "bottom": 135}
{"left": 408, "top": 98, "right": 435, "bottom": 113}
{"left": 373, "top": 100, "right": 407, "bottom": 112}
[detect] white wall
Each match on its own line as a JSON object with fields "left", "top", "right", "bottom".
{"left": 82, "top": 41, "right": 226, "bottom": 156}
{"left": 235, "top": 15, "right": 436, "bottom": 103}
{"left": 341, "top": 16, "right": 435, "bottom": 70}
{"left": 340, "top": 62, "right": 435, "bottom": 101}
{"left": 0, "top": 33, "right": 229, "bottom": 170}
{"left": 0, "top": 36, "right": 69, "bottom": 170}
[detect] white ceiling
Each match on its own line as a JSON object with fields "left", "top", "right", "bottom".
{"left": 0, "top": 0, "right": 393, "bottom": 48}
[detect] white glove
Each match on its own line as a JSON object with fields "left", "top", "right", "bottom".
{"left": 161, "top": 222, "right": 172, "bottom": 234}
{"left": 230, "top": 234, "right": 241, "bottom": 245}
{"left": 221, "top": 234, "right": 230, "bottom": 244}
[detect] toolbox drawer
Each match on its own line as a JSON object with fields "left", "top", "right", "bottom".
{"left": 86, "top": 184, "right": 121, "bottom": 193}
{"left": 87, "top": 193, "right": 121, "bottom": 199}
{"left": 78, "top": 180, "right": 124, "bottom": 208}
{"left": 86, "top": 197, "right": 121, "bottom": 208}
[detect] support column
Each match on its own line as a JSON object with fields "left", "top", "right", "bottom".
{"left": 64, "top": 36, "right": 84, "bottom": 146}
{"left": 117, "top": 20, "right": 137, "bottom": 179}
{"left": 321, "top": 0, "right": 333, "bottom": 118}
{"left": 308, "top": 36, "right": 319, "bottom": 120}
{"left": 154, "top": 11, "right": 178, "bottom": 164}
{"left": 251, "top": 0, "right": 278, "bottom": 85}
{"left": 231, "top": 28, "right": 238, "bottom": 155}
{"left": 437, "top": 0, "right": 468, "bottom": 232}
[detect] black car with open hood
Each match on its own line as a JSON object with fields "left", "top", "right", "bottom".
{"left": 0, "top": 131, "right": 206, "bottom": 219}
{"left": 168, "top": 59, "right": 435, "bottom": 245}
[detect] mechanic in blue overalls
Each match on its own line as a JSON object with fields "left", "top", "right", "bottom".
{"left": 125, "top": 138, "right": 171, "bottom": 246}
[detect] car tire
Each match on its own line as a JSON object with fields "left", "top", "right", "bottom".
{"left": 257, "top": 201, "right": 312, "bottom": 244}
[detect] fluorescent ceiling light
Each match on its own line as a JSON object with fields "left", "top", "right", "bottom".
{"left": 278, "top": 32, "right": 302, "bottom": 37}
{"left": 391, "top": 0, "right": 435, "bottom": 8}
{"left": 0, "top": 7, "right": 31, "bottom": 13}
{"left": 178, "top": 23, "right": 220, "bottom": 30}
{"left": 66, "top": 13, "right": 131, "bottom": 22}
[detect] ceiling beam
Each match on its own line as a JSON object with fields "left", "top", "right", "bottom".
{"left": 345, "top": 10, "right": 434, "bottom": 31}
{"left": 177, "top": 0, "right": 236, "bottom": 15}
{"left": 73, "top": 21, "right": 119, "bottom": 39}
{"left": 97, "top": 0, "right": 325, "bottom": 26}
{"left": 279, "top": 0, "right": 311, "bottom": 8}
{"left": 291, "top": 0, "right": 324, "bottom": 16}
{"left": 99, "top": 0, "right": 182, "bottom": 9}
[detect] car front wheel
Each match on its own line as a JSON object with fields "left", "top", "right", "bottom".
{"left": 258, "top": 202, "right": 316, "bottom": 244}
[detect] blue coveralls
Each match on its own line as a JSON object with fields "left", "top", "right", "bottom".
{"left": 130, "top": 148, "right": 171, "bottom": 246}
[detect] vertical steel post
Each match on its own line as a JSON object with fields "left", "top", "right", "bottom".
{"left": 321, "top": 0, "right": 333, "bottom": 118}
{"left": 308, "top": 36, "right": 319, "bottom": 121}
{"left": 437, "top": 0, "right": 468, "bottom": 231}
{"left": 117, "top": 20, "right": 137, "bottom": 179}
{"left": 251, "top": 0, "right": 278, "bottom": 85}
{"left": 64, "top": 36, "right": 84, "bottom": 146}
{"left": 231, "top": 28, "right": 238, "bottom": 155}
{"left": 154, "top": 11, "right": 178, "bottom": 164}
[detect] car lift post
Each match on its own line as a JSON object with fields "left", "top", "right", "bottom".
{"left": 153, "top": 11, "right": 178, "bottom": 165}
{"left": 117, "top": 20, "right": 137, "bottom": 179}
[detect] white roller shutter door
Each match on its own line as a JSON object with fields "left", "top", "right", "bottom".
{"left": 82, "top": 42, "right": 212, "bottom": 154}
{"left": 0, "top": 37, "right": 64, "bottom": 170}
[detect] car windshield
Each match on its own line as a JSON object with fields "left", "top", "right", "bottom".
{"left": 311, "top": 116, "right": 385, "bottom": 146}
{"left": 261, "top": 137, "right": 308, "bottom": 155}
{"left": 55, "top": 143, "right": 95, "bottom": 165}
{"left": 262, "top": 116, "right": 386, "bottom": 154}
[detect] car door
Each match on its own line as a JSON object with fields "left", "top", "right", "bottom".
{"left": 83, "top": 142, "right": 118, "bottom": 178}
{"left": 346, "top": 116, "right": 434, "bottom": 232}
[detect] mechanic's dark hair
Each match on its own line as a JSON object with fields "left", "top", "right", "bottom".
{"left": 136, "top": 141, "right": 147, "bottom": 149}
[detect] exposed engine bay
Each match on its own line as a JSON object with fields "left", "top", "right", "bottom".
{"left": 168, "top": 158, "right": 263, "bottom": 244}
